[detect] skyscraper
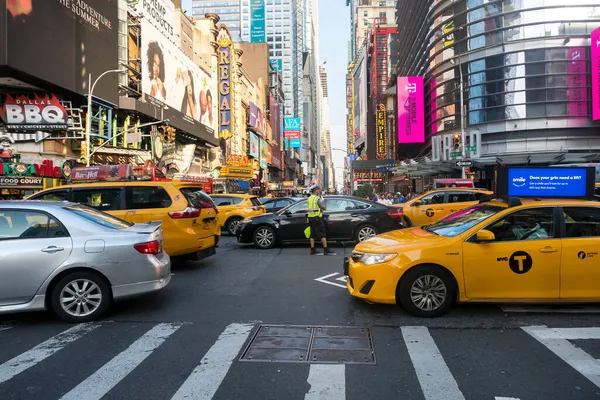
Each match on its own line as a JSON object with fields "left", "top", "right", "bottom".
{"left": 191, "top": 1, "right": 243, "bottom": 41}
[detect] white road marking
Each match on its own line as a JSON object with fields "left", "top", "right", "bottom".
{"left": 495, "top": 397, "right": 520, "bottom": 400}
{"left": 0, "top": 323, "right": 99, "bottom": 384}
{"left": 521, "top": 327, "right": 600, "bottom": 340}
{"left": 335, "top": 276, "right": 348, "bottom": 283}
{"left": 171, "top": 323, "right": 255, "bottom": 400}
{"left": 304, "top": 364, "right": 345, "bottom": 400}
{"left": 401, "top": 326, "right": 466, "bottom": 400}
{"left": 523, "top": 325, "right": 600, "bottom": 388}
{"left": 60, "top": 323, "right": 182, "bottom": 400}
{"left": 315, "top": 273, "right": 347, "bottom": 289}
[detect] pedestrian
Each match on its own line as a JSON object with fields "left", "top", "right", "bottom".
{"left": 307, "top": 184, "right": 334, "bottom": 255}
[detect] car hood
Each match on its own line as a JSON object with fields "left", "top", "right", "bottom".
{"left": 354, "top": 227, "right": 448, "bottom": 253}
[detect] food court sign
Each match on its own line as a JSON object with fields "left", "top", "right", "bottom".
{"left": 0, "top": 159, "right": 72, "bottom": 179}
{"left": 218, "top": 32, "right": 232, "bottom": 140}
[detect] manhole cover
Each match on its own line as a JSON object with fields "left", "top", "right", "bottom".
{"left": 239, "top": 325, "right": 376, "bottom": 364}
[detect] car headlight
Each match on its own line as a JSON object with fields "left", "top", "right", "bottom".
{"left": 352, "top": 252, "right": 397, "bottom": 266}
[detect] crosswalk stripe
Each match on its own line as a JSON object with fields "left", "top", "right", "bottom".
{"left": 304, "top": 364, "right": 345, "bottom": 400}
{"left": 523, "top": 325, "right": 600, "bottom": 389}
{"left": 523, "top": 327, "right": 600, "bottom": 340}
{"left": 171, "top": 323, "right": 255, "bottom": 400}
{"left": 401, "top": 326, "right": 466, "bottom": 400}
{"left": 0, "top": 323, "right": 98, "bottom": 384}
{"left": 59, "top": 322, "right": 182, "bottom": 400}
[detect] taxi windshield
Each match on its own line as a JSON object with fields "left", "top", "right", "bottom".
{"left": 423, "top": 204, "right": 504, "bottom": 237}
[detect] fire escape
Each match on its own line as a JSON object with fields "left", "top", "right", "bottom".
{"left": 371, "top": 17, "right": 389, "bottom": 106}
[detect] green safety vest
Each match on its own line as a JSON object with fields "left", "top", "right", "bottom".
{"left": 307, "top": 195, "right": 323, "bottom": 218}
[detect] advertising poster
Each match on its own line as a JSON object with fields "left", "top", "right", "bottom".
{"left": 249, "top": 132, "right": 260, "bottom": 159}
{"left": 397, "top": 76, "right": 425, "bottom": 143}
{"left": 267, "top": 144, "right": 273, "bottom": 165}
{"left": 270, "top": 59, "right": 283, "bottom": 73}
{"left": 567, "top": 47, "right": 588, "bottom": 117}
{"left": 5, "top": 0, "right": 119, "bottom": 103}
{"left": 259, "top": 138, "right": 268, "bottom": 170}
{"left": 283, "top": 117, "right": 301, "bottom": 148}
{"left": 137, "top": 0, "right": 217, "bottom": 133}
{"left": 507, "top": 168, "right": 588, "bottom": 198}
{"left": 592, "top": 27, "right": 600, "bottom": 121}
{"left": 250, "top": 0, "right": 266, "bottom": 42}
{"left": 249, "top": 102, "right": 265, "bottom": 137}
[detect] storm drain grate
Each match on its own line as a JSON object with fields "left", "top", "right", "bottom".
{"left": 239, "top": 325, "right": 376, "bottom": 364}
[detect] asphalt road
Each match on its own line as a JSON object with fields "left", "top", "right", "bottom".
{"left": 2, "top": 236, "right": 600, "bottom": 399}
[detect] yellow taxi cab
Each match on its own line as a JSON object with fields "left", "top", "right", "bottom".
{"left": 210, "top": 194, "right": 266, "bottom": 234}
{"left": 396, "top": 188, "right": 493, "bottom": 227}
{"left": 27, "top": 165, "right": 220, "bottom": 261}
{"left": 346, "top": 196, "right": 600, "bottom": 317}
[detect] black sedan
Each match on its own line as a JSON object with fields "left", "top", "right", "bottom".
{"left": 236, "top": 196, "right": 404, "bottom": 249}
{"left": 260, "top": 197, "right": 301, "bottom": 213}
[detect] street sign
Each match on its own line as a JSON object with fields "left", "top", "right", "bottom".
{"left": 467, "top": 146, "right": 477, "bottom": 151}
{"left": 450, "top": 151, "right": 462, "bottom": 157}
{"left": 456, "top": 160, "right": 473, "bottom": 167}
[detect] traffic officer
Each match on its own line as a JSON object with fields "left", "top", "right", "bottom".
{"left": 307, "top": 184, "right": 334, "bottom": 255}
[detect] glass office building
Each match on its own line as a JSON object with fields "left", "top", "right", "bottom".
{"left": 192, "top": 1, "right": 243, "bottom": 41}
{"left": 395, "top": 0, "right": 600, "bottom": 166}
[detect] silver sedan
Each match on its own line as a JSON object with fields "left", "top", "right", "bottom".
{"left": 0, "top": 201, "right": 171, "bottom": 322}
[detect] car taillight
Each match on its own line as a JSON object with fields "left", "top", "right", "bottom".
{"left": 169, "top": 207, "right": 201, "bottom": 219}
{"left": 386, "top": 208, "right": 403, "bottom": 218}
{"left": 134, "top": 240, "right": 161, "bottom": 255}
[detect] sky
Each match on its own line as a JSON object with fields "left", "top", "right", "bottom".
{"left": 182, "top": 0, "right": 349, "bottom": 188}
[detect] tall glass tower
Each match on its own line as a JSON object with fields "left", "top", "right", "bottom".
{"left": 191, "top": 1, "right": 243, "bottom": 41}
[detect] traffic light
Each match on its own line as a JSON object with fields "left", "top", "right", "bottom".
{"left": 159, "top": 126, "right": 177, "bottom": 143}
{"left": 453, "top": 133, "right": 460, "bottom": 150}
{"left": 168, "top": 127, "right": 176, "bottom": 142}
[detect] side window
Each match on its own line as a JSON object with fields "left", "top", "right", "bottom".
{"left": 126, "top": 187, "right": 173, "bottom": 210}
{"left": 32, "top": 190, "right": 70, "bottom": 201}
{"left": 264, "top": 201, "right": 277, "bottom": 210}
{"left": 353, "top": 200, "right": 371, "bottom": 210}
{"left": 288, "top": 200, "right": 309, "bottom": 214}
{"left": 419, "top": 192, "right": 445, "bottom": 205}
{"left": 326, "top": 199, "right": 356, "bottom": 212}
{"left": 485, "top": 208, "right": 555, "bottom": 242}
{"left": 563, "top": 207, "right": 600, "bottom": 238}
{"left": 447, "top": 192, "right": 476, "bottom": 203}
{"left": 73, "top": 188, "right": 123, "bottom": 211}
{"left": 231, "top": 197, "right": 244, "bottom": 205}
{"left": 0, "top": 211, "right": 68, "bottom": 240}
{"left": 212, "top": 196, "right": 232, "bottom": 206}
{"left": 179, "top": 188, "right": 217, "bottom": 209}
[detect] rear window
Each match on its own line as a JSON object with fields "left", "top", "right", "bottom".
{"left": 250, "top": 197, "right": 262, "bottom": 206}
{"left": 64, "top": 204, "right": 132, "bottom": 229}
{"left": 179, "top": 188, "right": 217, "bottom": 209}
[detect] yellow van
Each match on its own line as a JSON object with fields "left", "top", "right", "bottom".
{"left": 210, "top": 194, "right": 266, "bottom": 234}
{"left": 397, "top": 188, "right": 493, "bottom": 227}
{"left": 28, "top": 181, "right": 220, "bottom": 261}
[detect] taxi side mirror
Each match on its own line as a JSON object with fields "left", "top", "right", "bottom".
{"left": 476, "top": 229, "right": 495, "bottom": 242}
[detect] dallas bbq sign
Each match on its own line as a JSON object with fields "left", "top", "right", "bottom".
{"left": 0, "top": 93, "right": 68, "bottom": 131}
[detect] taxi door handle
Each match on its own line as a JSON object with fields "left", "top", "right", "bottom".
{"left": 540, "top": 247, "right": 559, "bottom": 253}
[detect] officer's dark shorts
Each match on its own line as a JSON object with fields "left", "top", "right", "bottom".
{"left": 308, "top": 217, "right": 326, "bottom": 240}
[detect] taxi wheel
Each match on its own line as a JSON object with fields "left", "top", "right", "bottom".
{"left": 397, "top": 265, "right": 455, "bottom": 318}
{"left": 226, "top": 217, "right": 243, "bottom": 235}
{"left": 253, "top": 226, "right": 276, "bottom": 249}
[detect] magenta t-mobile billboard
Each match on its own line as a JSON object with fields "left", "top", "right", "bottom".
{"left": 397, "top": 76, "right": 425, "bottom": 143}
{"left": 592, "top": 27, "right": 600, "bottom": 121}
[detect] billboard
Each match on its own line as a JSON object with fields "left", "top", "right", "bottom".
{"left": 1, "top": 93, "right": 68, "bottom": 131}
{"left": 270, "top": 59, "right": 282, "bottom": 73}
{"left": 397, "top": 76, "right": 425, "bottom": 143}
{"left": 250, "top": 0, "right": 266, "bottom": 42}
{"left": 283, "top": 117, "right": 301, "bottom": 148}
{"left": 259, "top": 138, "right": 268, "bottom": 169}
{"left": 497, "top": 167, "right": 594, "bottom": 199}
{"left": 592, "top": 27, "right": 600, "bottom": 121}
{"left": 249, "top": 102, "right": 266, "bottom": 138}
{"left": 5, "top": 0, "right": 119, "bottom": 104}
{"left": 137, "top": 0, "right": 217, "bottom": 134}
{"left": 249, "top": 132, "right": 260, "bottom": 159}
{"left": 567, "top": 48, "right": 588, "bottom": 117}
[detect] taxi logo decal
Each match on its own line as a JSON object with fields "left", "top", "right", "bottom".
{"left": 508, "top": 251, "right": 532, "bottom": 274}
{"left": 425, "top": 208, "right": 435, "bottom": 217}
{"left": 578, "top": 251, "right": 587, "bottom": 260}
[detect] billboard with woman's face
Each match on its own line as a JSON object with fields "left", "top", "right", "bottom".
{"left": 136, "top": 0, "right": 217, "bottom": 134}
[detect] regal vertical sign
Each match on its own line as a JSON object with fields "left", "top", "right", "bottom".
{"left": 346, "top": 74, "right": 355, "bottom": 155}
{"left": 591, "top": 27, "right": 600, "bottom": 121}
{"left": 218, "top": 34, "right": 233, "bottom": 139}
{"left": 376, "top": 104, "right": 386, "bottom": 159}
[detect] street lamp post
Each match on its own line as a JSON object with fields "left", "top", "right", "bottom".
{"left": 86, "top": 69, "right": 126, "bottom": 167}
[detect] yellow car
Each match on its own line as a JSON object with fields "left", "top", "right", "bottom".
{"left": 397, "top": 188, "right": 493, "bottom": 227}
{"left": 346, "top": 197, "right": 600, "bottom": 317}
{"left": 210, "top": 194, "right": 265, "bottom": 234}
{"left": 28, "top": 181, "right": 220, "bottom": 260}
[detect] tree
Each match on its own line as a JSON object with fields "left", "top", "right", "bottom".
{"left": 355, "top": 183, "right": 374, "bottom": 199}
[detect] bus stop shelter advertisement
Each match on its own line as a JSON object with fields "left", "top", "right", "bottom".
{"left": 592, "top": 26, "right": 600, "bottom": 121}
{"left": 397, "top": 76, "right": 424, "bottom": 143}
{"left": 499, "top": 167, "right": 594, "bottom": 198}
